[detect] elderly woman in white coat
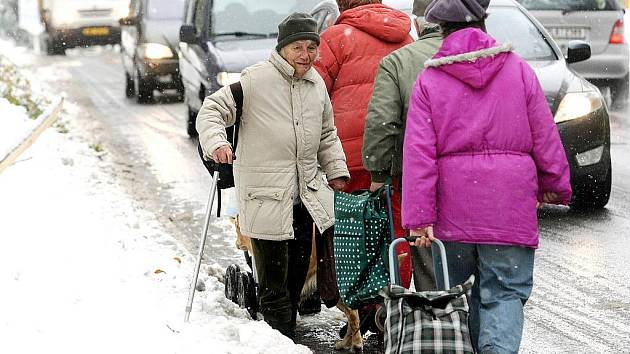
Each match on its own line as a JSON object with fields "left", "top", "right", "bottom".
{"left": 196, "top": 13, "right": 349, "bottom": 339}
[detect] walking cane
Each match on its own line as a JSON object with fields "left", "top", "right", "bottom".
{"left": 184, "top": 170, "right": 220, "bottom": 322}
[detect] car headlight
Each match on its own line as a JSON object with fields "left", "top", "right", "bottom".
{"left": 141, "top": 43, "right": 173, "bottom": 59}
{"left": 217, "top": 72, "right": 241, "bottom": 86}
{"left": 554, "top": 91, "right": 603, "bottom": 123}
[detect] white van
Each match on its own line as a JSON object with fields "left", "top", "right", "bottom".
{"left": 36, "top": 0, "right": 129, "bottom": 54}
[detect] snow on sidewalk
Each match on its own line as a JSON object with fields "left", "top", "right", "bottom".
{"left": 0, "top": 106, "right": 311, "bottom": 353}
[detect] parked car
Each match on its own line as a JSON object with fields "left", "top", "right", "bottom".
{"left": 119, "top": 0, "right": 185, "bottom": 103}
{"left": 312, "top": 0, "right": 612, "bottom": 209}
{"left": 39, "top": 0, "right": 130, "bottom": 55}
{"left": 177, "top": 0, "right": 320, "bottom": 137}
{"left": 517, "top": 0, "right": 629, "bottom": 107}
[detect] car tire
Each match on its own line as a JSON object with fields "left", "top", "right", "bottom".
{"left": 176, "top": 80, "right": 185, "bottom": 102}
{"left": 46, "top": 36, "right": 65, "bottom": 56}
{"left": 187, "top": 105, "right": 198, "bottom": 138}
{"left": 134, "top": 70, "right": 153, "bottom": 103}
{"left": 611, "top": 74, "right": 629, "bottom": 108}
{"left": 571, "top": 165, "right": 612, "bottom": 211}
{"left": 125, "top": 73, "right": 135, "bottom": 98}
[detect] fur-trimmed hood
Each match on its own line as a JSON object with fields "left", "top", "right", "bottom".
{"left": 424, "top": 28, "right": 513, "bottom": 88}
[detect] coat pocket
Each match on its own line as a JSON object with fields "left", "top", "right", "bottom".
{"left": 304, "top": 173, "right": 335, "bottom": 224}
{"left": 244, "top": 186, "right": 292, "bottom": 236}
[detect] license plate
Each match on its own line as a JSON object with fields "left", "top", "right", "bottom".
{"left": 548, "top": 27, "right": 587, "bottom": 40}
{"left": 82, "top": 27, "right": 110, "bottom": 36}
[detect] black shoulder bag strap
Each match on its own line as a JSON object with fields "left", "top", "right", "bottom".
{"left": 215, "top": 82, "right": 244, "bottom": 217}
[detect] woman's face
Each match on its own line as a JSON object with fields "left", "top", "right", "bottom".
{"left": 281, "top": 40, "right": 319, "bottom": 78}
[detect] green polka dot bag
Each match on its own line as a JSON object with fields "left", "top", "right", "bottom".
{"left": 334, "top": 187, "right": 395, "bottom": 309}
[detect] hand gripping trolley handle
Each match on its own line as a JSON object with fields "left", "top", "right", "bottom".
{"left": 388, "top": 237, "right": 450, "bottom": 289}
{"left": 383, "top": 238, "right": 476, "bottom": 354}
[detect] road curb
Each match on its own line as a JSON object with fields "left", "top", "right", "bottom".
{"left": 0, "top": 96, "right": 64, "bottom": 174}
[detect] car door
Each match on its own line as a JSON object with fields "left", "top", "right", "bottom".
{"left": 179, "top": 0, "right": 208, "bottom": 110}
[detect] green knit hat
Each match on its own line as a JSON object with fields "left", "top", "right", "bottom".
{"left": 276, "top": 12, "right": 320, "bottom": 52}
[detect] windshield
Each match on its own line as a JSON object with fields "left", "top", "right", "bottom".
{"left": 211, "top": 0, "right": 320, "bottom": 39}
{"left": 147, "top": 0, "right": 185, "bottom": 20}
{"left": 517, "top": 0, "right": 620, "bottom": 11}
{"left": 486, "top": 7, "right": 556, "bottom": 61}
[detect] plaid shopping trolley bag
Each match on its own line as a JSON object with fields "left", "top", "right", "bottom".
{"left": 381, "top": 237, "right": 475, "bottom": 354}
{"left": 333, "top": 186, "right": 396, "bottom": 309}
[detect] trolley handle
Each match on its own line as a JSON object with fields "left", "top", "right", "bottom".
{"left": 388, "top": 237, "right": 450, "bottom": 290}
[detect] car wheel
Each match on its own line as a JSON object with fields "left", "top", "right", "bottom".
{"left": 571, "top": 166, "right": 612, "bottom": 211}
{"left": 187, "top": 105, "right": 198, "bottom": 138}
{"left": 46, "top": 36, "right": 65, "bottom": 56}
{"left": 125, "top": 73, "right": 135, "bottom": 98}
{"left": 134, "top": 69, "right": 153, "bottom": 103}
{"left": 611, "top": 74, "right": 629, "bottom": 108}
{"left": 176, "top": 80, "right": 185, "bottom": 102}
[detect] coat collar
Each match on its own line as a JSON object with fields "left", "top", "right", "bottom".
{"left": 269, "top": 50, "right": 318, "bottom": 83}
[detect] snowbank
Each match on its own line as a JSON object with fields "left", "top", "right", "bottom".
{"left": 0, "top": 53, "right": 52, "bottom": 163}
{"left": 0, "top": 46, "right": 311, "bottom": 354}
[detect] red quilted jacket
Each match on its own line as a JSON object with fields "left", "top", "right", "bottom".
{"left": 314, "top": 4, "right": 413, "bottom": 175}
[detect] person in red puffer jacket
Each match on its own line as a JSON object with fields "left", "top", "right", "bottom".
{"left": 314, "top": 0, "right": 414, "bottom": 289}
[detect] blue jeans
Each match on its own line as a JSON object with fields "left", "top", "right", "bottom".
{"left": 434, "top": 242, "right": 535, "bottom": 354}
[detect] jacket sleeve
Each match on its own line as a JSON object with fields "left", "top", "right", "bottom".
{"left": 363, "top": 58, "right": 404, "bottom": 183}
{"left": 196, "top": 84, "right": 238, "bottom": 161}
{"left": 402, "top": 79, "right": 437, "bottom": 230}
{"left": 523, "top": 64, "right": 572, "bottom": 204}
{"left": 314, "top": 34, "right": 341, "bottom": 94}
{"left": 318, "top": 93, "right": 350, "bottom": 181}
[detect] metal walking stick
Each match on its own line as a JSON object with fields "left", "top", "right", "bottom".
{"left": 184, "top": 170, "right": 220, "bottom": 322}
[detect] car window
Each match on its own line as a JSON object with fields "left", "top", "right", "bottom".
{"left": 210, "top": 0, "right": 320, "bottom": 39}
{"left": 146, "top": 0, "right": 185, "bottom": 20}
{"left": 517, "top": 0, "right": 620, "bottom": 11}
{"left": 193, "top": 0, "right": 205, "bottom": 35}
{"left": 486, "top": 7, "right": 557, "bottom": 61}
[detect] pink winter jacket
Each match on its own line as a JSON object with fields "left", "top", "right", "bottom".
{"left": 402, "top": 28, "right": 572, "bottom": 248}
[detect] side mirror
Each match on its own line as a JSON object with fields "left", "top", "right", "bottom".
{"left": 566, "top": 40, "right": 591, "bottom": 64}
{"left": 180, "top": 25, "right": 197, "bottom": 44}
{"left": 119, "top": 16, "right": 137, "bottom": 26}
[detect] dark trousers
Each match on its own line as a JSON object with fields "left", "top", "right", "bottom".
{"left": 250, "top": 203, "right": 313, "bottom": 339}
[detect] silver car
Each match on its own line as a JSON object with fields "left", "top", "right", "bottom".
{"left": 517, "top": 0, "right": 629, "bottom": 107}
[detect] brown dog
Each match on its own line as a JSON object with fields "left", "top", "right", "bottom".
{"left": 232, "top": 218, "right": 364, "bottom": 352}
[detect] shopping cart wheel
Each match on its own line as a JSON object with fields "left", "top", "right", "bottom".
{"left": 225, "top": 264, "right": 240, "bottom": 303}
{"left": 237, "top": 271, "right": 258, "bottom": 319}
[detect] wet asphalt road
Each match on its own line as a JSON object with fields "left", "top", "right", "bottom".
{"left": 26, "top": 45, "right": 630, "bottom": 353}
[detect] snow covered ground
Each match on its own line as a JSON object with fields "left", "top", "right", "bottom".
{"left": 0, "top": 43, "right": 311, "bottom": 354}
{"left": 0, "top": 54, "right": 50, "bottom": 161}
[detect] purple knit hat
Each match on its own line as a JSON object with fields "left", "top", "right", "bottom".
{"left": 424, "top": 0, "right": 490, "bottom": 24}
